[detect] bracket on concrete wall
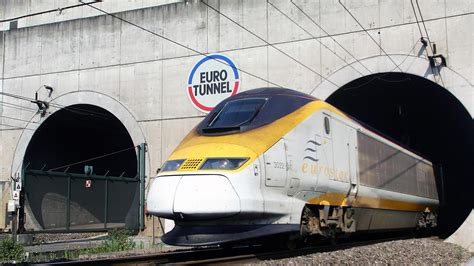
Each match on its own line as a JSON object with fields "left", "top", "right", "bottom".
{"left": 429, "top": 54, "right": 447, "bottom": 68}
{"left": 31, "top": 85, "right": 53, "bottom": 117}
{"left": 420, "top": 37, "right": 428, "bottom": 47}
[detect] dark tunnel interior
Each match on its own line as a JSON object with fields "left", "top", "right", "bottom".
{"left": 22, "top": 104, "right": 139, "bottom": 230}
{"left": 24, "top": 104, "right": 137, "bottom": 177}
{"left": 326, "top": 72, "right": 474, "bottom": 237}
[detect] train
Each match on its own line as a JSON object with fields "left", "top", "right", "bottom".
{"left": 147, "top": 87, "right": 438, "bottom": 246}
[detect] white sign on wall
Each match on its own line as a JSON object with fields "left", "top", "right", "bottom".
{"left": 187, "top": 54, "right": 240, "bottom": 113}
{"left": 12, "top": 190, "right": 19, "bottom": 201}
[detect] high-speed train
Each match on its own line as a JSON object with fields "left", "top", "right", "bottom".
{"left": 147, "top": 88, "right": 438, "bottom": 246}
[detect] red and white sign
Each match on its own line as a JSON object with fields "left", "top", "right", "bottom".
{"left": 12, "top": 191, "right": 19, "bottom": 200}
{"left": 85, "top": 179, "right": 92, "bottom": 188}
{"left": 187, "top": 54, "right": 240, "bottom": 113}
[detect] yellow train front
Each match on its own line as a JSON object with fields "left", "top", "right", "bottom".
{"left": 147, "top": 88, "right": 439, "bottom": 246}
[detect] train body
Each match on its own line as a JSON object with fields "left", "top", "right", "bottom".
{"left": 147, "top": 88, "right": 438, "bottom": 246}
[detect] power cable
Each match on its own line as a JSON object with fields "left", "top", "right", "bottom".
{"left": 78, "top": 0, "right": 284, "bottom": 88}
{"left": 0, "top": 1, "right": 101, "bottom": 23}
{"left": 414, "top": 0, "right": 445, "bottom": 87}
{"left": 48, "top": 103, "right": 113, "bottom": 119}
{"left": 335, "top": 41, "right": 420, "bottom": 93}
{"left": 0, "top": 101, "right": 38, "bottom": 112}
{"left": 0, "top": 115, "right": 40, "bottom": 124}
{"left": 47, "top": 146, "right": 137, "bottom": 172}
{"left": 267, "top": 1, "right": 365, "bottom": 77}
{"left": 201, "top": 0, "right": 340, "bottom": 89}
{"left": 338, "top": 0, "right": 403, "bottom": 72}
{"left": 409, "top": 0, "right": 438, "bottom": 84}
{"left": 0, "top": 91, "right": 111, "bottom": 119}
{"left": 0, "top": 123, "right": 34, "bottom": 131}
{"left": 410, "top": 0, "right": 426, "bottom": 43}
{"left": 415, "top": 0, "right": 434, "bottom": 56}
{"left": 288, "top": 0, "right": 372, "bottom": 75}
{"left": 0, "top": 91, "right": 35, "bottom": 102}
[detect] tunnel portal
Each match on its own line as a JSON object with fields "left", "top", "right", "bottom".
{"left": 326, "top": 72, "right": 474, "bottom": 237}
{"left": 21, "top": 104, "right": 140, "bottom": 231}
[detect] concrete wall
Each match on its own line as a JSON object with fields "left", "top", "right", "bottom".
{"left": 0, "top": 0, "right": 473, "bottom": 231}
{"left": 0, "top": 0, "right": 183, "bottom": 30}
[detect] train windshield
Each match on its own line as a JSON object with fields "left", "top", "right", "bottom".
{"left": 208, "top": 98, "right": 267, "bottom": 128}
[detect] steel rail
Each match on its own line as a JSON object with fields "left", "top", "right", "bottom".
{"left": 47, "top": 231, "right": 425, "bottom": 265}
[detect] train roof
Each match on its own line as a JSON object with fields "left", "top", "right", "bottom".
{"left": 233, "top": 87, "right": 318, "bottom": 101}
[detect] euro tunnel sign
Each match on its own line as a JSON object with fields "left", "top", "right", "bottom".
{"left": 187, "top": 54, "right": 240, "bottom": 113}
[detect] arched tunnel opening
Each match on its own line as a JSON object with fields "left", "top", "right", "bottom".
{"left": 21, "top": 104, "right": 139, "bottom": 231}
{"left": 326, "top": 72, "right": 474, "bottom": 237}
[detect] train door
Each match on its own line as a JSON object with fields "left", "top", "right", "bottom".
{"left": 313, "top": 113, "right": 334, "bottom": 192}
{"left": 330, "top": 118, "right": 352, "bottom": 194}
{"left": 264, "top": 139, "right": 288, "bottom": 187}
{"left": 347, "top": 127, "right": 359, "bottom": 204}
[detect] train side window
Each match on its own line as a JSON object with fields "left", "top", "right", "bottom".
{"left": 324, "top": 117, "right": 331, "bottom": 135}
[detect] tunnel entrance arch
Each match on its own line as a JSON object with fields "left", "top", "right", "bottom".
{"left": 312, "top": 56, "right": 474, "bottom": 237}
{"left": 11, "top": 91, "right": 148, "bottom": 232}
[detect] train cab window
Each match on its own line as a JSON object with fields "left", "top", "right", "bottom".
{"left": 207, "top": 98, "right": 267, "bottom": 128}
{"left": 324, "top": 116, "right": 331, "bottom": 135}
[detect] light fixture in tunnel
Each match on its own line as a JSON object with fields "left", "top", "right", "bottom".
{"left": 84, "top": 165, "right": 93, "bottom": 176}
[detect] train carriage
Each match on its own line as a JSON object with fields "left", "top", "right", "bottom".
{"left": 147, "top": 88, "right": 438, "bottom": 246}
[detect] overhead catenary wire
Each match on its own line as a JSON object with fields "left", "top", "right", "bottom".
{"left": 409, "top": 0, "right": 437, "bottom": 82}
{"left": 0, "top": 122, "right": 35, "bottom": 131}
{"left": 266, "top": 1, "right": 365, "bottom": 77}
{"left": 47, "top": 146, "right": 137, "bottom": 172}
{"left": 337, "top": 0, "right": 403, "bottom": 72}
{"left": 0, "top": 115, "right": 40, "bottom": 124}
{"left": 415, "top": 0, "right": 435, "bottom": 56}
{"left": 200, "top": 0, "right": 340, "bottom": 89}
{"left": 78, "top": 0, "right": 284, "bottom": 89}
{"left": 413, "top": 0, "right": 445, "bottom": 87}
{"left": 410, "top": 0, "right": 426, "bottom": 44}
{"left": 0, "top": 101, "right": 38, "bottom": 112}
{"left": 0, "top": 113, "right": 39, "bottom": 132}
{"left": 0, "top": 1, "right": 101, "bottom": 23}
{"left": 2, "top": 91, "right": 111, "bottom": 117}
{"left": 0, "top": 91, "right": 36, "bottom": 102}
{"left": 0, "top": 91, "right": 111, "bottom": 119}
{"left": 336, "top": 40, "right": 420, "bottom": 93}
{"left": 288, "top": 0, "right": 372, "bottom": 75}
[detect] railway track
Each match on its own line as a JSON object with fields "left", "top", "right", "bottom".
{"left": 49, "top": 231, "right": 421, "bottom": 265}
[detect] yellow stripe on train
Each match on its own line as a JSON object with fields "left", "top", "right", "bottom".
{"left": 308, "top": 192, "right": 438, "bottom": 212}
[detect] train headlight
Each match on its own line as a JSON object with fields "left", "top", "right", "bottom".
{"left": 160, "top": 159, "right": 185, "bottom": 172}
{"left": 199, "top": 158, "right": 249, "bottom": 170}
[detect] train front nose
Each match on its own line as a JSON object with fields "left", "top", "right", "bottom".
{"left": 147, "top": 174, "right": 241, "bottom": 220}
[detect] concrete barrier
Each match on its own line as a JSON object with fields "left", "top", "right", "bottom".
{"left": 446, "top": 209, "right": 474, "bottom": 252}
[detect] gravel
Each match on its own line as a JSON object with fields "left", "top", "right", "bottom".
{"left": 263, "top": 238, "right": 473, "bottom": 265}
